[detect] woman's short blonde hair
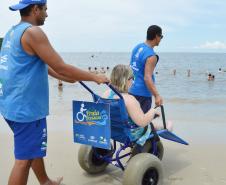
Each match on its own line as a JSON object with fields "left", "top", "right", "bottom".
{"left": 110, "top": 64, "right": 133, "bottom": 93}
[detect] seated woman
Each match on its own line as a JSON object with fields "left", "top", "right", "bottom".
{"left": 102, "top": 64, "right": 173, "bottom": 133}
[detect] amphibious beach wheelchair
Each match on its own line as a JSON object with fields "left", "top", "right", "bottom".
{"left": 74, "top": 82, "right": 188, "bottom": 185}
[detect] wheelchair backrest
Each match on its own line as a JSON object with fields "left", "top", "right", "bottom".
{"left": 92, "top": 93, "right": 131, "bottom": 143}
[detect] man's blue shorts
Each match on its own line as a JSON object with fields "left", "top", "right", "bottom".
{"left": 130, "top": 94, "right": 152, "bottom": 113}
{"left": 5, "top": 118, "right": 47, "bottom": 160}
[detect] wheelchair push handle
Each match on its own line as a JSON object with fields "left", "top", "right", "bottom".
{"left": 78, "top": 81, "right": 124, "bottom": 100}
{"left": 154, "top": 105, "right": 167, "bottom": 129}
{"left": 79, "top": 81, "right": 95, "bottom": 95}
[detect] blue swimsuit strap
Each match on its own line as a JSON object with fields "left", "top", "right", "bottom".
{"left": 107, "top": 90, "right": 116, "bottom": 99}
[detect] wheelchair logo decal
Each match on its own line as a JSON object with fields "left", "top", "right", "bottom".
{"left": 75, "top": 103, "right": 109, "bottom": 126}
{"left": 76, "top": 103, "right": 87, "bottom": 122}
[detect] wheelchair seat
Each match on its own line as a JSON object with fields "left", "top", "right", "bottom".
{"left": 92, "top": 93, "right": 144, "bottom": 143}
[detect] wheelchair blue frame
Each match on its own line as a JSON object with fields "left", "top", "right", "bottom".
{"left": 78, "top": 81, "right": 188, "bottom": 171}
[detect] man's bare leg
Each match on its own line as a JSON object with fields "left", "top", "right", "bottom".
{"left": 31, "top": 158, "right": 49, "bottom": 184}
{"left": 31, "top": 158, "right": 63, "bottom": 185}
{"left": 8, "top": 159, "right": 32, "bottom": 185}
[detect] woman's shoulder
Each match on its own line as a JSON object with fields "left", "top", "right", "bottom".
{"left": 122, "top": 93, "right": 137, "bottom": 104}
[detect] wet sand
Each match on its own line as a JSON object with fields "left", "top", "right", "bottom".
{"left": 1, "top": 106, "right": 226, "bottom": 185}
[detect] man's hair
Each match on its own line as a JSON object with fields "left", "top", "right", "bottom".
{"left": 19, "top": 4, "right": 45, "bottom": 16}
{"left": 110, "top": 64, "right": 133, "bottom": 93}
{"left": 146, "top": 25, "right": 162, "bottom": 40}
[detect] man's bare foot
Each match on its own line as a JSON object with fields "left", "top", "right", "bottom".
{"left": 42, "top": 177, "right": 63, "bottom": 185}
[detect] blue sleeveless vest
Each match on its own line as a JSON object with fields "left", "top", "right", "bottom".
{"left": 0, "top": 22, "right": 49, "bottom": 122}
{"left": 129, "top": 43, "right": 156, "bottom": 97}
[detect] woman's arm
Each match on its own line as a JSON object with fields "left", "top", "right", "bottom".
{"left": 123, "top": 94, "right": 157, "bottom": 127}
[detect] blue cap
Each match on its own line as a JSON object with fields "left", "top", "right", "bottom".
{"left": 9, "top": 0, "right": 47, "bottom": 11}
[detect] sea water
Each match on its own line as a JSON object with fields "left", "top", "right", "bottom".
{"left": 56, "top": 52, "right": 226, "bottom": 118}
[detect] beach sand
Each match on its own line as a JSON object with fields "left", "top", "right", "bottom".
{"left": 1, "top": 98, "right": 226, "bottom": 185}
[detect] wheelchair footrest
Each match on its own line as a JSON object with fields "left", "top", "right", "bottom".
{"left": 157, "top": 129, "right": 189, "bottom": 145}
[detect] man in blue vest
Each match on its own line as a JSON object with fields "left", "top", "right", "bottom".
{"left": 0, "top": 0, "right": 109, "bottom": 184}
{"left": 129, "top": 25, "right": 163, "bottom": 113}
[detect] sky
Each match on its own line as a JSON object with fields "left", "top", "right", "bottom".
{"left": 1, "top": 0, "right": 226, "bottom": 53}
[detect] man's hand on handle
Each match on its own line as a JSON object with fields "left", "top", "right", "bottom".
{"left": 155, "top": 94, "right": 163, "bottom": 107}
{"left": 94, "top": 75, "right": 110, "bottom": 84}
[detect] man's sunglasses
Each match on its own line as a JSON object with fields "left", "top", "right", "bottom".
{"left": 158, "top": 34, "right": 163, "bottom": 39}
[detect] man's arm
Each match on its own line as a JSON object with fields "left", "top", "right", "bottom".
{"left": 144, "top": 56, "right": 163, "bottom": 106}
{"left": 21, "top": 26, "right": 109, "bottom": 84}
{"left": 48, "top": 67, "right": 76, "bottom": 83}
